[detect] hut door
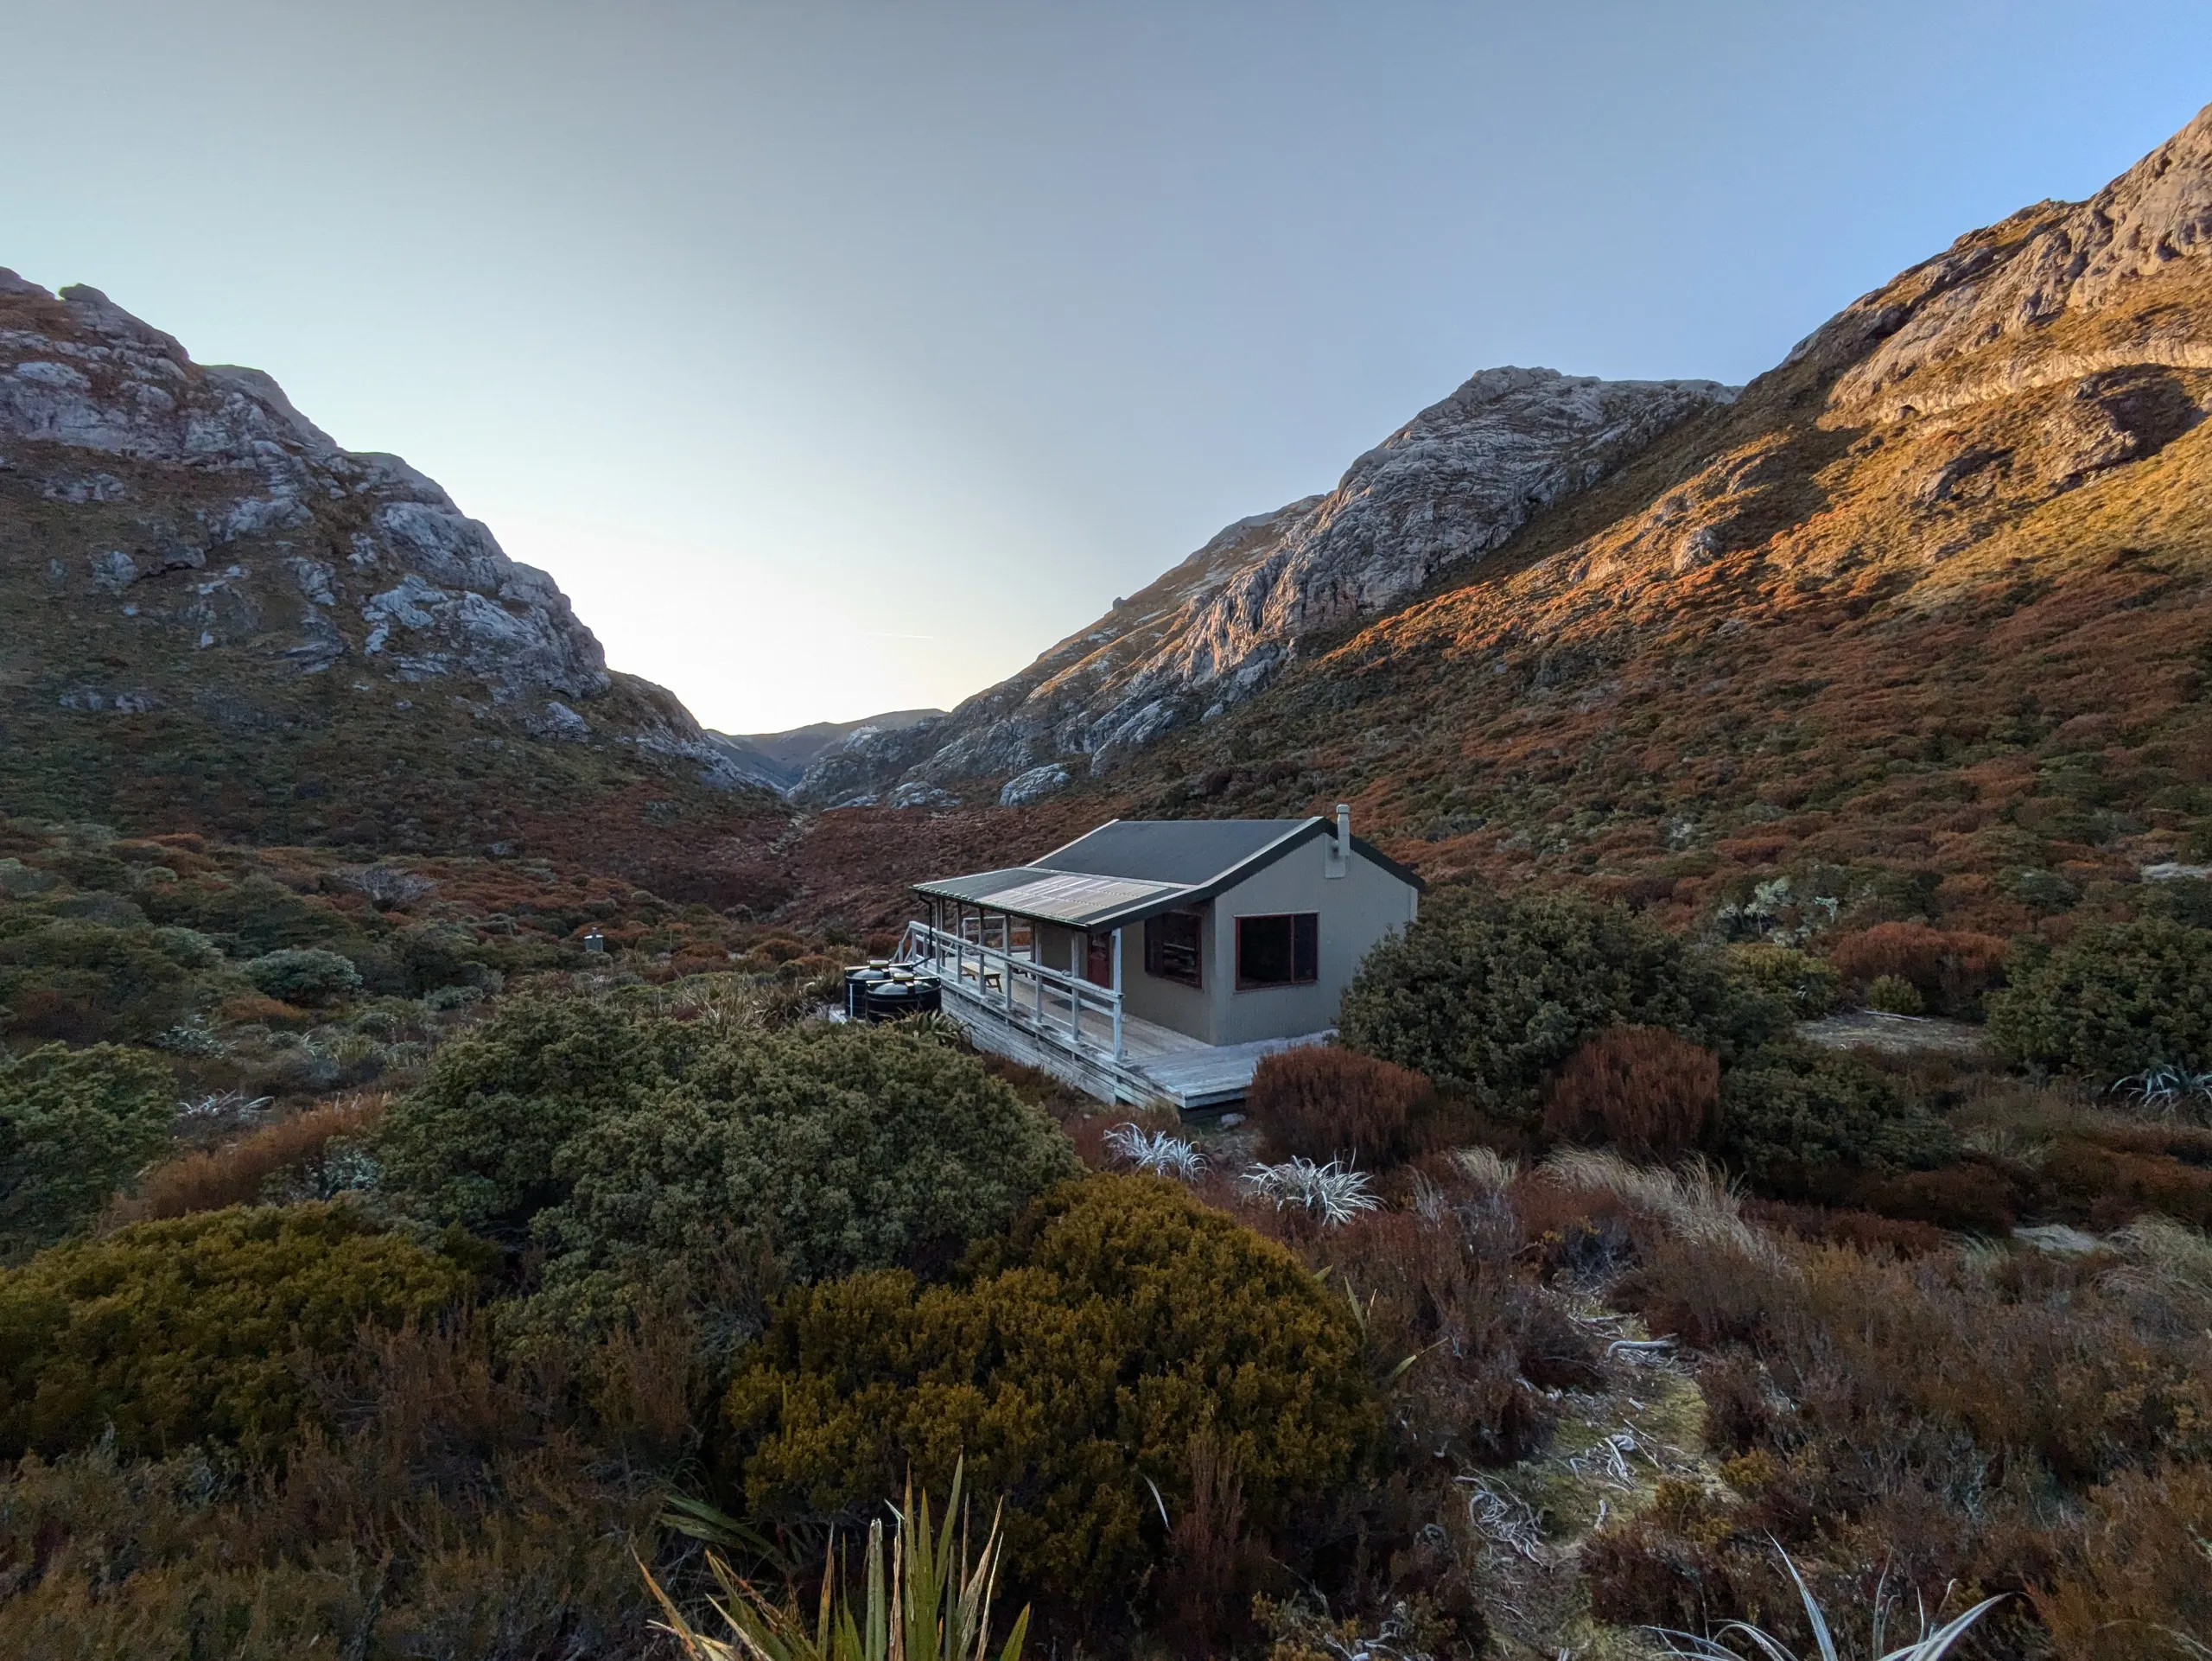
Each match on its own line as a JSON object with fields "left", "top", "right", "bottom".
{"left": 1085, "top": 931, "right": 1115, "bottom": 987}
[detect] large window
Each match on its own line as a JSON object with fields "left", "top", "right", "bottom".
{"left": 1236, "top": 913, "right": 1318, "bottom": 990}
{"left": 1144, "top": 910, "right": 1204, "bottom": 988}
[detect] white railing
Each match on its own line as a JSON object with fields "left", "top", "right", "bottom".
{"left": 896, "top": 920, "right": 1125, "bottom": 1063}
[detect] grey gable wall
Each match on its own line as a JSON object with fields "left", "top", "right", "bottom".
{"left": 1205, "top": 833, "right": 1418, "bottom": 1045}
{"left": 1111, "top": 836, "right": 1418, "bottom": 1047}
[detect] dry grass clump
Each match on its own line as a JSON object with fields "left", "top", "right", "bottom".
{"left": 112, "top": 1094, "right": 386, "bottom": 1224}
{"left": 1246, "top": 1045, "right": 1438, "bottom": 1166}
{"left": 2031, "top": 1459, "right": 2212, "bottom": 1660}
{"left": 1541, "top": 1026, "right": 1719, "bottom": 1158}
{"left": 1591, "top": 1210, "right": 2212, "bottom": 1656}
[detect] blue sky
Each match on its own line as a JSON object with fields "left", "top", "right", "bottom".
{"left": 5, "top": 1, "right": 2208, "bottom": 731}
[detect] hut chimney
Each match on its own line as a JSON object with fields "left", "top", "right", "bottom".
{"left": 1326, "top": 803, "right": 1351, "bottom": 877}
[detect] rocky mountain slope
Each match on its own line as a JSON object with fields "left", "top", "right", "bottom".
{"left": 1096, "top": 101, "right": 2212, "bottom": 932}
{"left": 0, "top": 274, "right": 781, "bottom": 882}
{"left": 725, "top": 100, "right": 2212, "bottom": 933}
{"left": 721, "top": 707, "right": 942, "bottom": 793}
{"left": 796, "top": 367, "right": 1736, "bottom": 805}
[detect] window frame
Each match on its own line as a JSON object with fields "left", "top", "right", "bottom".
{"left": 1143, "top": 908, "right": 1205, "bottom": 990}
{"left": 1234, "top": 911, "right": 1319, "bottom": 990}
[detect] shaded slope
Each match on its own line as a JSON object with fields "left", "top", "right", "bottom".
{"left": 0, "top": 274, "right": 785, "bottom": 881}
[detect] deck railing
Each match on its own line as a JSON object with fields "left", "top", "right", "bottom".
{"left": 895, "top": 920, "right": 1125, "bottom": 1062}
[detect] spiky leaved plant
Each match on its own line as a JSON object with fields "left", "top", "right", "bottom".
{"left": 645, "top": 1465, "right": 1031, "bottom": 1661}
{"left": 1653, "top": 1546, "right": 2003, "bottom": 1661}
{"left": 1240, "top": 1156, "right": 1381, "bottom": 1227}
{"left": 1102, "top": 1121, "right": 1207, "bottom": 1181}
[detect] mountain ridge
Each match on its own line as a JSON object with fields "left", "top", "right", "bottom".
{"left": 0, "top": 273, "right": 784, "bottom": 890}
{"left": 795, "top": 366, "right": 1737, "bottom": 805}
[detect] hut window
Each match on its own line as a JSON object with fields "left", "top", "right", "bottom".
{"left": 1236, "top": 913, "right": 1317, "bottom": 990}
{"left": 1144, "top": 910, "right": 1204, "bottom": 988}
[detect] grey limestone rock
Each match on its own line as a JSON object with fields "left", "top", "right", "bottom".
{"left": 804, "top": 366, "right": 1735, "bottom": 805}
{"left": 0, "top": 274, "right": 689, "bottom": 751}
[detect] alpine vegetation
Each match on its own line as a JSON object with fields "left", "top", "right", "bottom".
{"left": 1101, "top": 1122, "right": 1207, "bottom": 1181}
{"left": 1240, "top": 1156, "right": 1382, "bottom": 1227}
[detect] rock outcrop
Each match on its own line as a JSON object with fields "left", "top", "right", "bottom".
{"left": 797, "top": 366, "right": 1735, "bottom": 804}
{"left": 0, "top": 276, "right": 776, "bottom": 853}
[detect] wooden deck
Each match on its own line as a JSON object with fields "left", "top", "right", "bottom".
{"left": 1136, "top": 1033, "right": 1332, "bottom": 1111}
{"left": 936, "top": 971, "right": 1326, "bottom": 1111}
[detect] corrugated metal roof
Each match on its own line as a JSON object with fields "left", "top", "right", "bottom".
{"left": 976, "top": 871, "right": 1191, "bottom": 926}
{"left": 910, "top": 868, "right": 1057, "bottom": 905}
{"left": 915, "top": 815, "right": 1423, "bottom": 930}
{"left": 1033, "top": 818, "right": 1313, "bottom": 885}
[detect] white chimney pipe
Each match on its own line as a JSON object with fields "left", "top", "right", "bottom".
{"left": 1336, "top": 803, "right": 1351, "bottom": 851}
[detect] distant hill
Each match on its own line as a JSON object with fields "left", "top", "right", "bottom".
{"left": 0, "top": 274, "right": 785, "bottom": 897}
{"left": 711, "top": 709, "right": 943, "bottom": 792}
{"left": 770, "top": 103, "right": 2212, "bottom": 938}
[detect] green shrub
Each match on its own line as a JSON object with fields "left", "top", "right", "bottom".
{"left": 1338, "top": 888, "right": 1783, "bottom": 1119}
{"left": 150, "top": 925, "right": 226, "bottom": 970}
{"left": 0, "top": 1202, "right": 474, "bottom": 1459}
{"left": 375, "top": 996, "right": 668, "bottom": 1238}
{"left": 720, "top": 1174, "right": 1378, "bottom": 1614}
{"left": 1861, "top": 973, "right": 1926, "bottom": 1015}
{"left": 0, "top": 1043, "right": 172, "bottom": 1262}
{"left": 0, "top": 920, "right": 203, "bottom": 1042}
{"left": 1725, "top": 943, "right": 1839, "bottom": 1018}
{"left": 241, "top": 947, "right": 363, "bottom": 1007}
{"left": 1987, "top": 916, "right": 2212, "bottom": 1079}
{"left": 141, "top": 874, "right": 365, "bottom": 958}
{"left": 538, "top": 1021, "right": 1080, "bottom": 1295}
{"left": 1712, "top": 1041, "right": 1955, "bottom": 1195}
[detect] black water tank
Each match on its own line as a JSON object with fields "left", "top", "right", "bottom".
{"left": 863, "top": 973, "right": 941, "bottom": 1021}
{"left": 843, "top": 964, "right": 888, "bottom": 1020}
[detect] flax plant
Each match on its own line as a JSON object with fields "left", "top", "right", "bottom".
{"left": 645, "top": 1466, "right": 1031, "bottom": 1661}
{"left": 1655, "top": 1547, "right": 2003, "bottom": 1661}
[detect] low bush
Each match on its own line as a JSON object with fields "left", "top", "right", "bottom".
{"left": 537, "top": 1020, "right": 1081, "bottom": 1301}
{"left": 719, "top": 1174, "right": 1379, "bottom": 1620}
{"left": 0, "top": 1042, "right": 172, "bottom": 1262}
{"left": 1540, "top": 1026, "right": 1719, "bottom": 1158}
{"left": 2034, "top": 1459, "right": 2212, "bottom": 1660}
{"left": 242, "top": 947, "right": 363, "bottom": 1007}
{"left": 0, "top": 1202, "right": 477, "bottom": 1459}
{"left": 1711, "top": 1041, "right": 1955, "bottom": 1197}
{"left": 0, "top": 1311, "right": 675, "bottom": 1660}
{"left": 1988, "top": 915, "right": 2212, "bottom": 1080}
{"left": 1848, "top": 1160, "right": 2021, "bottom": 1233}
{"left": 1338, "top": 888, "right": 1782, "bottom": 1121}
{"left": 1827, "top": 922, "right": 2008, "bottom": 1017}
{"left": 0, "top": 920, "right": 206, "bottom": 1042}
{"left": 1602, "top": 1224, "right": 2212, "bottom": 1651}
{"left": 374, "top": 996, "right": 672, "bottom": 1238}
{"left": 1724, "top": 943, "right": 1839, "bottom": 1018}
{"left": 1246, "top": 1045, "right": 1437, "bottom": 1166}
{"left": 1861, "top": 972, "right": 1926, "bottom": 1015}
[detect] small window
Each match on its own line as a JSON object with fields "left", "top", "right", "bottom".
{"left": 1145, "top": 910, "right": 1204, "bottom": 989}
{"left": 1236, "top": 913, "right": 1317, "bottom": 990}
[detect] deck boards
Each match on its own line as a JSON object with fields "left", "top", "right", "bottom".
{"left": 1137, "top": 1034, "right": 1331, "bottom": 1109}
{"left": 937, "top": 975, "right": 1325, "bottom": 1110}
